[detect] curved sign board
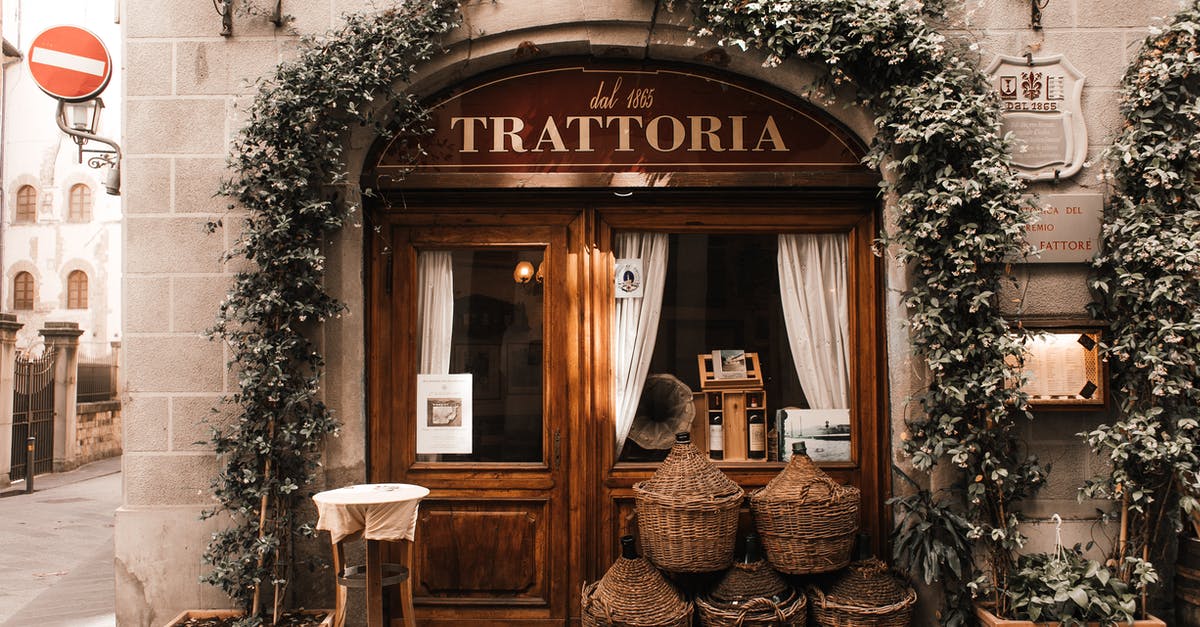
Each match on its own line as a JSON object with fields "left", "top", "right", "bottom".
{"left": 373, "top": 63, "right": 870, "bottom": 187}
{"left": 28, "top": 26, "right": 112, "bottom": 102}
{"left": 986, "top": 54, "right": 1087, "bottom": 182}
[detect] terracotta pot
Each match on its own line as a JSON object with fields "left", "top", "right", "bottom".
{"left": 975, "top": 605, "right": 1165, "bottom": 627}
{"left": 163, "top": 609, "right": 333, "bottom": 626}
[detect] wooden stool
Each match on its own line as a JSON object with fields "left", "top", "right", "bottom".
{"left": 330, "top": 537, "right": 416, "bottom": 627}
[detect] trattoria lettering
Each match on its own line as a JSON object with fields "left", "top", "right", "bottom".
{"left": 448, "top": 115, "right": 789, "bottom": 154}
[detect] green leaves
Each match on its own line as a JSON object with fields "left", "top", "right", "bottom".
{"left": 1005, "top": 547, "right": 1142, "bottom": 626}
{"left": 203, "top": 1, "right": 462, "bottom": 617}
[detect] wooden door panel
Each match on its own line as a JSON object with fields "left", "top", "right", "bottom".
{"left": 416, "top": 499, "right": 547, "bottom": 602}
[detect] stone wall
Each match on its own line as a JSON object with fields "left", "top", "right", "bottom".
{"left": 75, "top": 400, "right": 122, "bottom": 466}
{"left": 116, "top": 0, "right": 1187, "bottom": 624}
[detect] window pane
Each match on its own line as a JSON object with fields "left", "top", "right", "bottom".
{"left": 16, "top": 186, "right": 36, "bottom": 223}
{"left": 69, "top": 184, "right": 92, "bottom": 221}
{"left": 68, "top": 271, "right": 88, "bottom": 309}
{"left": 416, "top": 248, "right": 544, "bottom": 463}
{"left": 617, "top": 233, "right": 849, "bottom": 462}
{"left": 14, "top": 272, "right": 33, "bottom": 310}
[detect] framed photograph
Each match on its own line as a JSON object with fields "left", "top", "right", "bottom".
{"left": 454, "top": 343, "right": 501, "bottom": 400}
{"left": 779, "top": 407, "right": 852, "bottom": 463}
{"left": 506, "top": 341, "right": 543, "bottom": 394}
{"left": 712, "top": 349, "right": 748, "bottom": 380}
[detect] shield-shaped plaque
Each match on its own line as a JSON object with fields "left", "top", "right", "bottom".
{"left": 985, "top": 54, "right": 1087, "bottom": 181}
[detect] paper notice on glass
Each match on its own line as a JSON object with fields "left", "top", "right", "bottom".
{"left": 417, "top": 374, "right": 473, "bottom": 454}
{"left": 1023, "top": 334, "right": 1089, "bottom": 397}
{"left": 614, "top": 258, "right": 644, "bottom": 299}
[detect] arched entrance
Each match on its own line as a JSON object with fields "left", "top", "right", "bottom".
{"left": 364, "top": 60, "right": 887, "bottom": 625}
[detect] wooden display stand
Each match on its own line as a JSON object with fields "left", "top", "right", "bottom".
{"left": 697, "top": 353, "right": 769, "bottom": 461}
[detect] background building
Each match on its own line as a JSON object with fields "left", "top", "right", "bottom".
{"left": 2, "top": 0, "right": 122, "bottom": 356}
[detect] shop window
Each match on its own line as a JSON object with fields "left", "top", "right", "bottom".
{"left": 13, "top": 272, "right": 34, "bottom": 310}
{"left": 414, "top": 247, "right": 544, "bottom": 463}
{"left": 68, "top": 183, "right": 93, "bottom": 222}
{"left": 15, "top": 185, "right": 37, "bottom": 223}
{"left": 67, "top": 270, "right": 88, "bottom": 309}
{"left": 616, "top": 232, "right": 849, "bottom": 463}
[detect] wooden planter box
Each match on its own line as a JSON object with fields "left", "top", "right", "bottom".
{"left": 164, "top": 609, "right": 333, "bottom": 626}
{"left": 975, "top": 605, "right": 1165, "bottom": 627}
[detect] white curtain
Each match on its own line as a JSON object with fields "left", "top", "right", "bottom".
{"left": 417, "top": 251, "right": 454, "bottom": 375}
{"left": 612, "top": 233, "right": 669, "bottom": 456}
{"left": 777, "top": 234, "right": 849, "bottom": 409}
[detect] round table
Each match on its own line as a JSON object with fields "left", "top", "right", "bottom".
{"left": 313, "top": 483, "right": 430, "bottom": 627}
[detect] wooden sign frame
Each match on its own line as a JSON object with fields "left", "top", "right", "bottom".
{"left": 697, "top": 351, "right": 763, "bottom": 390}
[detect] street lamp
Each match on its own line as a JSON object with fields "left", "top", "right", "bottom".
{"left": 55, "top": 98, "right": 121, "bottom": 195}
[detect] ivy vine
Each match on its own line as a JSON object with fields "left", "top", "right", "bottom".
{"left": 689, "top": 1, "right": 1037, "bottom": 623}
{"left": 1086, "top": 0, "right": 1200, "bottom": 610}
{"left": 203, "top": 2, "right": 460, "bottom": 623}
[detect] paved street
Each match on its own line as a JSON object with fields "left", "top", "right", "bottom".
{"left": 0, "top": 456, "right": 120, "bottom": 627}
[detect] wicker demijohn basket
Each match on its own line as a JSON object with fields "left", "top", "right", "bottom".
{"left": 698, "top": 534, "right": 806, "bottom": 626}
{"left": 749, "top": 442, "right": 859, "bottom": 574}
{"left": 582, "top": 536, "right": 693, "bottom": 627}
{"left": 634, "top": 432, "right": 744, "bottom": 572}
{"left": 807, "top": 558, "right": 916, "bottom": 627}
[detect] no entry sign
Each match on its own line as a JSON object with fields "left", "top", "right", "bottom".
{"left": 27, "top": 26, "right": 112, "bottom": 102}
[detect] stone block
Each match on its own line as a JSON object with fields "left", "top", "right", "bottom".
{"left": 942, "top": 0, "right": 1074, "bottom": 31}
{"left": 172, "top": 275, "right": 232, "bottom": 334}
{"left": 171, "top": 395, "right": 234, "bottom": 451}
{"left": 123, "top": 453, "right": 218, "bottom": 506}
{"left": 124, "top": 276, "right": 172, "bottom": 334}
{"left": 126, "top": 216, "right": 224, "bottom": 275}
{"left": 124, "top": 335, "right": 225, "bottom": 393}
{"left": 1037, "top": 31, "right": 1128, "bottom": 88}
{"left": 175, "top": 158, "right": 231, "bottom": 214}
{"left": 125, "top": 99, "right": 228, "bottom": 156}
{"left": 1028, "top": 442, "right": 1088, "bottom": 500}
{"left": 176, "top": 40, "right": 282, "bottom": 96}
{"left": 114, "top": 506, "right": 231, "bottom": 627}
{"left": 122, "top": 395, "right": 169, "bottom": 452}
{"left": 999, "top": 264, "right": 1092, "bottom": 317}
{"left": 125, "top": 42, "right": 174, "bottom": 97}
{"left": 122, "top": 158, "right": 172, "bottom": 215}
{"left": 125, "top": 0, "right": 216, "bottom": 38}
{"left": 1078, "top": 0, "right": 1182, "bottom": 28}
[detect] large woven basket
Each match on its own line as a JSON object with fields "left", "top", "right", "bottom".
{"left": 696, "top": 590, "right": 808, "bottom": 627}
{"left": 806, "top": 558, "right": 916, "bottom": 627}
{"left": 581, "top": 539, "right": 693, "bottom": 627}
{"left": 709, "top": 559, "right": 789, "bottom": 603}
{"left": 634, "top": 433, "right": 744, "bottom": 572}
{"left": 749, "top": 443, "right": 859, "bottom": 574}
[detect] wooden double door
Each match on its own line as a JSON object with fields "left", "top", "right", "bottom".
{"left": 366, "top": 197, "right": 886, "bottom": 625}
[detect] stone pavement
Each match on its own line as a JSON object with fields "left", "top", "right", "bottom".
{"left": 0, "top": 456, "right": 121, "bottom": 627}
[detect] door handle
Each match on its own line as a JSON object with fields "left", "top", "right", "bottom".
{"left": 553, "top": 429, "right": 561, "bottom": 468}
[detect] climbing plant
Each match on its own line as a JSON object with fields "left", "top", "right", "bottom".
{"left": 202, "top": 2, "right": 460, "bottom": 624}
{"left": 1085, "top": 0, "right": 1200, "bottom": 612}
{"left": 687, "top": 1, "right": 1038, "bottom": 624}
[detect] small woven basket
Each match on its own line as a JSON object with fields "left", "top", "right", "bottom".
{"left": 581, "top": 542, "right": 693, "bottom": 627}
{"left": 696, "top": 590, "right": 808, "bottom": 627}
{"left": 806, "top": 558, "right": 916, "bottom": 627}
{"left": 634, "top": 433, "right": 744, "bottom": 572}
{"left": 749, "top": 444, "right": 859, "bottom": 574}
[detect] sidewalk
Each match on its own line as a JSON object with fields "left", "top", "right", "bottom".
{"left": 0, "top": 456, "right": 121, "bottom": 626}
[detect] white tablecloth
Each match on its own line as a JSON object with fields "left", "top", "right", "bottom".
{"left": 313, "top": 483, "right": 430, "bottom": 544}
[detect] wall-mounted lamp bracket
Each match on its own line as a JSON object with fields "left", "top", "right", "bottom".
{"left": 1031, "top": 0, "right": 1050, "bottom": 30}
{"left": 55, "top": 99, "right": 122, "bottom": 195}
{"left": 214, "top": 0, "right": 234, "bottom": 37}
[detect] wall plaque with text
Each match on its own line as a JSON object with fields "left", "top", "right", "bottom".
{"left": 985, "top": 54, "right": 1087, "bottom": 181}
{"left": 1016, "top": 193, "right": 1103, "bottom": 263}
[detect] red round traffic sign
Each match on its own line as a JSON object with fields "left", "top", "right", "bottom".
{"left": 27, "top": 26, "right": 112, "bottom": 102}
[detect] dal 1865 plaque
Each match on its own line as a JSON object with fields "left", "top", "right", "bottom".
{"left": 985, "top": 54, "right": 1087, "bottom": 182}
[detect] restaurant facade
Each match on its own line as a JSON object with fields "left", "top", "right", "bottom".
{"left": 116, "top": 0, "right": 1186, "bottom": 624}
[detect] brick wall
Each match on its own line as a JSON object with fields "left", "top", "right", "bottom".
{"left": 75, "top": 400, "right": 122, "bottom": 465}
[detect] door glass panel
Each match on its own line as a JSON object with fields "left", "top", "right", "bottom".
{"left": 616, "top": 233, "right": 850, "bottom": 463}
{"left": 416, "top": 248, "right": 544, "bottom": 463}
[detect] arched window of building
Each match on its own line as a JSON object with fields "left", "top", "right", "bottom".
{"left": 68, "top": 183, "right": 93, "bottom": 222}
{"left": 13, "top": 272, "right": 34, "bottom": 310}
{"left": 67, "top": 270, "right": 88, "bottom": 309}
{"left": 16, "top": 185, "right": 37, "bottom": 223}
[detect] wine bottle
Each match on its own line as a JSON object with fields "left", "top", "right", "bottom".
{"left": 741, "top": 533, "right": 762, "bottom": 564}
{"left": 620, "top": 534, "right": 638, "bottom": 559}
{"left": 747, "top": 407, "right": 766, "bottom": 459}
{"left": 709, "top": 404, "right": 724, "bottom": 461}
